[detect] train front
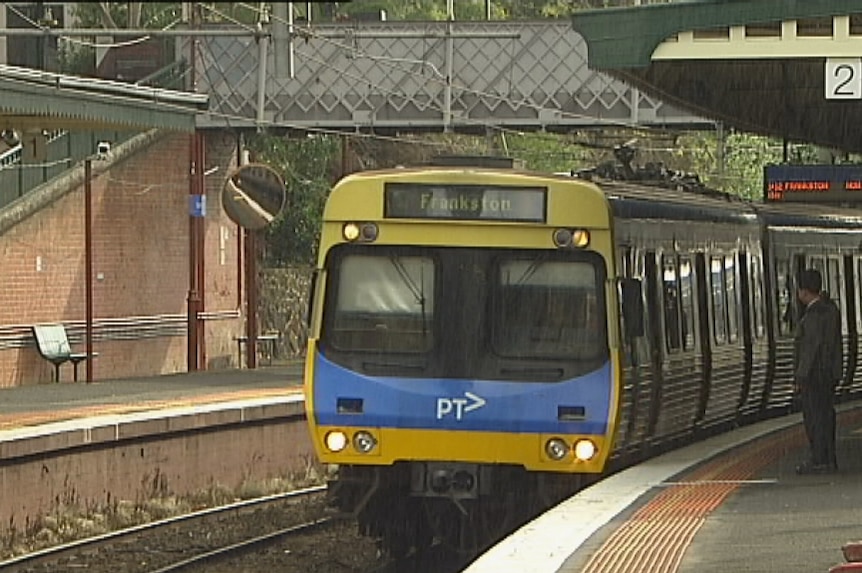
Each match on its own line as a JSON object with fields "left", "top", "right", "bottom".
{"left": 303, "top": 167, "right": 620, "bottom": 552}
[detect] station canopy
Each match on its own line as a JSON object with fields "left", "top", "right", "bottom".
{"left": 572, "top": 0, "right": 862, "bottom": 154}
{"left": 0, "top": 64, "right": 208, "bottom": 133}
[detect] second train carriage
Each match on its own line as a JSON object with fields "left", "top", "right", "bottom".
{"left": 303, "top": 157, "right": 862, "bottom": 554}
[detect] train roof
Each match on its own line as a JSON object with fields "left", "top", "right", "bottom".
{"left": 333, "top": 164, "right": 862, "bottom": 229}
{"left": 599, "top": 178, "right": 757, "bottom": 226}
{"left": 591, "top": 176, "right": 862, "bottom": 230}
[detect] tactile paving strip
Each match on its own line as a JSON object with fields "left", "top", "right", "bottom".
{"left": 580, "top": 426, "right": 809, "bottom": 573}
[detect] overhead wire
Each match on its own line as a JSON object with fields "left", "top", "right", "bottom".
{"left": 235, "top": 2, "right": 700, "bottom": 140}
{"left": 5, "top": 1, "right": 675, "bottom": 160}
{"left": 5, "top": 4, "right": 763, "bottom": 180}
{"left": 206, "top": 2, "right": 529, "bottom": 143}
{"left": 201, "top": 3, "right": 637, "bottom": 167}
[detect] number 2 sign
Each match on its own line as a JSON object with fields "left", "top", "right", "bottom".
{"left": 826, "top": 58, "right": 862, "bottom": 100}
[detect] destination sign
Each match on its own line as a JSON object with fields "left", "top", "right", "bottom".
{"left": 385, "top": 183, "right": 547, "bottom": 222}
{"left": 764, "top": 164, "right": 862, "bottom": 203}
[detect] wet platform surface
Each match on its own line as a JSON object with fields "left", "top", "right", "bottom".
{"left": 467, "top": 402, "right": 862, "bottom": 573}
{"left": 3, "top": 366, "right": 860, "bottom": 573}
{"left": 0, "top": 363, "right": 305, "bottom": 431}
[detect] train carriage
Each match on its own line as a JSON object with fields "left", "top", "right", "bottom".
{"left": 604, "top": 181, "right": 762, "bottom": 453}
{"left": 302, "top": 156, "right": 862, "bottom": 555}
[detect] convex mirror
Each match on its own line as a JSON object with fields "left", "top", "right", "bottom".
{"left": 222, "top": 163, "right": 286, "bottom": 230}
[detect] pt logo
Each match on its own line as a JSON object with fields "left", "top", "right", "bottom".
{"left": 436, "top": 392, "right": 486, "bottom": 420}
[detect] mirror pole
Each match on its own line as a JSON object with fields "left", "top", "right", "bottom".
{"left": 245, "top": 228, "right": 259, "bottom": 369}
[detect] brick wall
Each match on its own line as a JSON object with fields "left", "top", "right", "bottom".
{"left": 0, "top": 131, "right": 245, "bottom": 387}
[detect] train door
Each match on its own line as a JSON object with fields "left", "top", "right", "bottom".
{"left": 842, "top": 255, "right": 857, "bottom": 391}
{"left": 615, "top": 245, "right": 648, "bottom": 451}
{"left": 642, "top": 251, "right": 665, "bottom": 439}
{"left": 825, "top": 256, "right": 849, "bottom": 390}
{"left": 852, "top": 257, "right": 862, "bottom": 393}
{"left": 693, "top": 253, "right": 712, "bottom": 421}
{"left": 740, "top": 253, "right": 769, "bottom": 417}
{"left": 737, "top": 251, "right": 754, "bottom": 409}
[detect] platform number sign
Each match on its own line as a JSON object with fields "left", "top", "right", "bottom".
{"left": 826, "top": 58, "right": 862, "bottom": 100}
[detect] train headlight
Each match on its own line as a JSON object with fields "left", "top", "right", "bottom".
{"left": 545, "top": 437, "right": 570, "bottom": 461}
{"left": 552, "top": 228, "right": 590, "bottom": 249}
{"left": 572, "top": 229, "right": 590, "bottom": 248}
{"left": 352, "top": 431, "right": 377, "bottom": 453}
{"left": 343, "top": 223, "right": 360, "bottom": 241}
{"left": 574, "top": 439, "right": 597, "bottom": 461}
{"left": 342, "top": 222, "right": 379, "bottom": 243}
{"left": 325, "top": 431, "right": 348, "bottom": 452}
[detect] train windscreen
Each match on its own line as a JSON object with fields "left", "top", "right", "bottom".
{"left": 321, "top": 246, "right": 608, "bottom": 381}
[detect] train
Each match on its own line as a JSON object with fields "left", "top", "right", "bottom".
{"left": 302, "top": 154, "right": 862, "bottom": 556}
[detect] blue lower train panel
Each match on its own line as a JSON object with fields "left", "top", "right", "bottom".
{"left": 313, "top": 353, "right": 613, "bottom": 435}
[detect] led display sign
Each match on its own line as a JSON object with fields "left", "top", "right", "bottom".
{"left": 764, "top": 164, "right": 862, "bottom": 202}
{"left": 385, "top": 183, "right": 547, "bottom": 222}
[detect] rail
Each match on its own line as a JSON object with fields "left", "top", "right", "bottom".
{"left": 0, "top": 486, "right": 328, "bottom": 572}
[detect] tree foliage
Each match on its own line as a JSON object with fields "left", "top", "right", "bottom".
{"left": 64, "top": 2, "right": 845, "bottom": 258}
{"left": 245, "top": 134, "right": 340, "bottom": 266}
{"left": 674, "top": 130, "right": 825, "bottom": 200}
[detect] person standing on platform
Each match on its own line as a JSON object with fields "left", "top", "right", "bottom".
{"left": 793, "top": 269, "right": 842, "bottom": 475}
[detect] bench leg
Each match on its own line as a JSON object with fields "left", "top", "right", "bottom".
{"left": 54, "top": 363, "right": 61, "bottom": 383}
{"left": 73, "top": 362, "right": 80, "bottom": 382}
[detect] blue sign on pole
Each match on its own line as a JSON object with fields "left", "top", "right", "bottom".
{"left": 190, "top": 194, "right": 207, "bottom": 217}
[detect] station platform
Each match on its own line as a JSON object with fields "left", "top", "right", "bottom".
{"left": 466, "top": 401, "right": 862, "bottom": 573}
{"left": 0, "top": 362, "right": 305, "bottom": 432}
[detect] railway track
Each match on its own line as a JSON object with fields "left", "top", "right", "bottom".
{"left": 0, "top": 485, "right": 381, "bottom": 573}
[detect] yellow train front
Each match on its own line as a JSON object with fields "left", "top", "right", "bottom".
{"left": 304, "top": 159, "right": 622, "bottom": 554}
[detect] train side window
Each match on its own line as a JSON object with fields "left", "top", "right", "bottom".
{"left": 662, "top": 255, "right": 682, "bottom": 352}
{"left": 679, "top": 257, "right": 696, "bottom": 350}
{"left": 751, "top": 255, "right": 765, "bottom": 339}
{"left": 810, "top": 257, "right": 826, "bottom": 279}
{"left": 810, "top": 256, "right": 826, "bottom": 304}
{"left": 725, "top": 255, "right": 739, "bottom": 343}
{"left": 711, "top": 256, "right": 728, "bottom": 345}
{"left": 776, "top": 258, "right": 793, "bottom": 336}
{"left": 857, "top": 258, "right": 862, "bottom": 333}
{"left": 826, "top": 258, "right": 845, "bottom": 334}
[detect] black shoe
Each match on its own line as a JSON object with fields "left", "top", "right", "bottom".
{"left": 795, "top": 462, "right": 834, "bottom": 475}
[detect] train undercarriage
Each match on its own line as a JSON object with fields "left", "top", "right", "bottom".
{"left": 328, "top": 462, "right": 589, "bottom": 557}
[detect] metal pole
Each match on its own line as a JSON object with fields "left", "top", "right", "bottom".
{"left": 236, "top": 132, "right": 244, "bottom": 310}
{"left": 256, "top": 18, "right": 269, "bottom": 129}
{"left": 272, "top": 2, "right": 288, "bottom": 77}
{"left": 85, "top": 158, "right": 94, "bottom": 383}
{"left": 288, "top": 2, "right": 295, "bottom": 78}
{"left": 187, "top": 132, "right": 200, "bottom": 372}
{"left": 444, "top": 6, "right": 454, "bottom": 131}
{"left": 195, "top": 130, "right": 207, "bottom": 369}
{"left": 245, "top": 230, "right": 258, "bottom": 369}
{"left": 186, "top": 1, "right": 200, "bottom": 371}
